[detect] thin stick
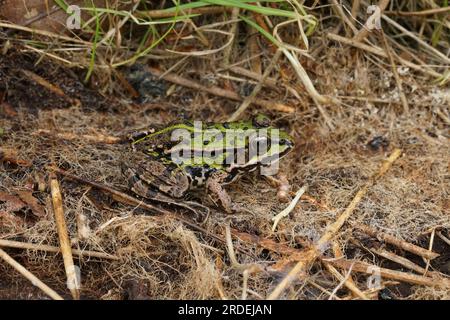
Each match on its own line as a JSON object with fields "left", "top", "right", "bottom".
{"left": 380, "top": 31, "right": 409, "bottom": 113}
{"left": 327, "top": 33, "right": 442, "bottom": 78}
{"left": 350, "top": 0, "right": 361, "bottom": 24}
{"left": 328, "top": 242, "right": 369, "bottom": 300}
{"left": 353, "top": 0, "right": 391, "bottom": 42}
{"left": 147, "top": 67, "right": 294, "bottom": 113}
{"left": 384, "top": 7, "right": 450, "bottom": 16}
{"left": 436, "top": 231, "right": 450, "bottom": 247}
{"left": 137, "top": 6, "right": 233, "bottom": 18}
{"left": 381, "top": 14, "right": 450, "bottom": 64}
{"left": 229, "top": 66, "right": 279, "bottom": 88}
{"left": 33, "top": 129, "right": 122, "bottom": 144}
{"left": 267, "top": 148, "right": 402, "bottom": 299}
{"left": 228, "top": 50, "right": 282, "bottom": 121}
{"left": 0, "top": 248, "right": 64, "bottom": 300}
{"left": 353, "top": 223, "right": 439, "bottom": 260}
{"left": 370, "top": 248, "right": 427, "bottom": 274}
{"left": 222, "top": 8, "right": 240, "bottom": 69}
{"left": 49, "top": 173, "right": 80, "bottom": 300}
{"left": 330, "top": 0, "right": 358, "bottom": 36}
{"left": 328, "top": 258, "right": 450, "bottom": 288}
{"left": 0, "top": 239, "right": 118, "bottom": 260}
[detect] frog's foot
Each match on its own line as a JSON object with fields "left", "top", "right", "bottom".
{"left": 206, "top": 171, "right": 239, "bottom": 214}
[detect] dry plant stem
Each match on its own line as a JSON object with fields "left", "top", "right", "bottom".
{"left": 229, "top": 66, "right": 278, "bottom": 89}
{"left": 21, "top": 69, "right": 79, "bottom": 107}
{"left": 434, "top": 108, "right": 450, "bottom": 126}
{"left": 353, "top": 0, "right": 391, "bottom": 42}
{"left": 381, "top": 14, "right": 450, "bottom": 64}
{"left": 327, "top": 242, "right": 369, "bottom": 300}
{"left": 0, "top": 248, "right": 64, "bottom": 300}
{"left": 324, "top": 263, "right": 365, "bottom": 299}
{"left": 271, "top": 184, "right": 308, "bottom": 232}
{"left": 231, "top": 228, "right": 308, "bottom": 258}
{"left": 228, "top": 50, "right": 282, "bottom": 121}
{"left": 34, "top": 129, "right": 122, "bottom": 144}
{"left": 328, "top": 258, "right": 450, "bottom": 288}
{"left": 147, "top": 67, "right": 294, "bottom": 113}
{"left": 380, "top": 31, "right": 409, "bottom": 113}
{"left": 138, "top": 6, "right": 233, "bottom": 18}
{"left": 0, "top": 22, "right": 91, "bottom": 45}
{"left": 384, "top": 7, "right": 450, "bottom": 16}
{"left": 436, "top": 231, "right": 450, "bottom": 247}
{"left": 328, "top": 264, "right": 354, "bottom": 300}
{"left": 353, "top": 223, "right": 439, "bottom": 260}
{"left": 327, "top": 33, "right": 441, "bottom": 78}
{"left": 0, "top": 239, "right": 118, "bottom": 260}
{"left": 222, "top": 8, "right": 240, "bottom": 69}
{"left": 370, "top": 248, "right": 427, "bottom": 274}
{"left": 330, "top": 0, "right": 358, "bottom": 35}
{"left": 49, "top": 173, "right": 80, "bottom": 300}
{"left": 267, "top": 148, "right": 402, "bottom": 300}
{"left": 350, "top": 0, "right": 361, "bottom": 24}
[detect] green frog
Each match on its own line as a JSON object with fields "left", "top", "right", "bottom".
{"left": 124, "top": 116, "right": 294, "bottom": 213}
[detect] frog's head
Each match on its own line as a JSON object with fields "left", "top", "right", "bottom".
{"left": 250, "top": 114, "right": 294, "bottom": 161}
{"left": 250, "top": 127, "right": 294, "bottom": 164}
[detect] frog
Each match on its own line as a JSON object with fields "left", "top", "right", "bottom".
{"left": 124, "top": 115, "right": 294, "bottom": 213}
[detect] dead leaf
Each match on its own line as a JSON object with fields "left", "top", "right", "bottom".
{"left": 16, "top": 190, "right": 46, "bottom": 217}
{"left": 0, "top": 102, "right": 18, "bottom": 117}
{"left": 0, "top": 191, "right": 27, "bottom": 228}
{"left": 0, "top": 191, "right": 27, "bottom": 212}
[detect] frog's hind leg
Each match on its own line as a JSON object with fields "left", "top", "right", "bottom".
{"left": 206, "top": 171, "right": 236, "bottom": 214}
{"left": 125, "top": 167, "right": 160, "bottom": 199}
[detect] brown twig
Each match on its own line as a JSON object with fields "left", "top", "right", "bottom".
{"left": 353, "top": 223, "right": 439, "bottom": 260}
{"left": 33, "top": 129, "right": 122, "bottom": 144}
{"left": 49, "top": 172, "right": 80, "bottom": 300}
{"left": 327, "top": 33, "right": 442, "bottom": 78}
{"left": 384, "top": 7, "right": 450, "bottom": 16}
{"left": 146, "top": 67, "right": 295, "bottom": 114}
{"left": 380, "top": 31, "right": 409, "bottom": 113}
{"left": 326, "top": 242, "right": 370, "bottom": 300}
{"left": 329, "top": 0, "right": 358, "bottom": 36}
{"left": 21, "top": 70, "right": 80, "bottom": 107}
{"left": 228, "top": 50, "right": 282, "bottom": 121}
{"left": 327, "top": 258, "right": 450, "bottom": 288}
{"left": 370, "top": 247, "right": 428, "bottom": 274}
{"left": 353, "top": 0, "right": 391, "bottom": 42}
{"left": 436, "top": 231, "right": 450, "bottom": 247}
{"left": 267, "top": 148, "right": 402, "bottom": 299}
{"left": 0, "top": 248, "right": 64, "bottom": 300}
{"left": 0, "top": 239, "right": 118, "bottom": 260}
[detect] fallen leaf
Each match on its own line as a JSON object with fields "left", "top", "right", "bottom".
{"left": 0, "top": 191, "right": 27, "bottom": 212}
{"left": 16, "top": 190, "right": 46, "bottom": 217}
{"left": 0, "top": 192, "right": 27, "bottom": 228}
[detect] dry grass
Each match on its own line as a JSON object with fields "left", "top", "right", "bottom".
{"left": 0, "top": 0, "right": 449, "bottom": 299}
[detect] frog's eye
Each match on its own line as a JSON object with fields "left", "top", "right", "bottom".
{"left": 249, "top": 136, "right": 269, "bottom": 156}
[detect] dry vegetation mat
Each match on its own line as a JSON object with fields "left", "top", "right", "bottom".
{"left": 0, "top": 0, "right": 449, "bottom": 299}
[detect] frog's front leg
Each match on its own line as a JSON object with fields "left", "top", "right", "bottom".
{"left": 206, "top": 171, "right": 239, "bottom": 214}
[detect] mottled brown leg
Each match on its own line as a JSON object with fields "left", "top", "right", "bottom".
{"left": 206, "top": 171, "right": 237, "bottom": 214}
